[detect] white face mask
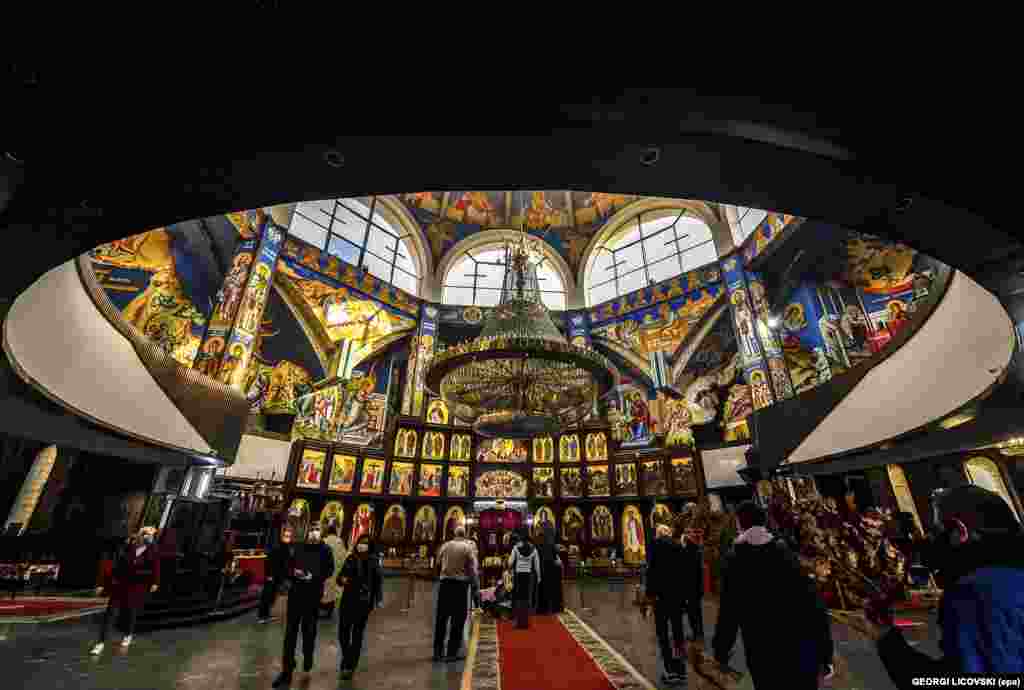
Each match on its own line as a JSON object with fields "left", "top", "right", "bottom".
{"left": 141, "top": 534, "right": 154, "bottom": 545}
{"left": 309, "top": 531, "right": 321, "bottom": 543}
{"left": 357, "top": 543, "right": 369, "bottom": 553}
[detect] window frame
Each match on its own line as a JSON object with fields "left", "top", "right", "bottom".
{"left": 442, "top": 243, "right": 567, "bottom": 310}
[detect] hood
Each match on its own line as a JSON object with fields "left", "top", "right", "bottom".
{"left": 517, "top": 542, "right": 535, "bottom": 556}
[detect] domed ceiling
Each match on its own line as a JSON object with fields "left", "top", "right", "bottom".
{"left": 402, "top": 191, "right": 640, "bottom": 273}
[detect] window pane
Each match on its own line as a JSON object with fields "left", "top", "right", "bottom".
{"left": 540, "top": 291, "right": 566, "bottom": 310}
{"left": 392, "top": 268, "right": 418, "bottom": 296}
{"left": 327, "top": 235, "right": 360, "bottom": 264}
{"left": 738, "top": 208, "right": 767, "bottom": 243}
{"left": 443, "top": 286, "right": 474, "bottom": 305}
{"left": 535, "top": 263, "right": 564, "bottom": 294}
{"left": 680, "top": 241, "right": 718, "bottom": 272}
{"left": 676, "top": 216, "right": 714, "bottom": 251}
{"left": 475, "top": 263, "right": 506, "bottom": 292}
{"left": 331, "top": 202, "right": 370, "bottom": 246}
{"left": 617, "top": 267, "right": 646, "bottom": 296}
{"left": 394, "top": 239, "right": 417, "bottom": 276}
{"left": 611, "top": 220, "right": 642, "bottom": 249}
{"left": 614, "top": 242, "right": 643, "bottom": 279}
{"left": 294, "top": 199, "right": 334, "bottom": 228}
{"left": 591, "top": 246, "right": 616, "bottom": 282}
{"left": 288, "top": 213, "right": 328, "bottom": 250}
{"left": 639, "top": 212, "right": 677, "bottom": 238}
{"left": 361, "top": 250, "right": 392, "bottom": 284}
{"left": 474, "top": 287, "right": 503, "bottom": 307}
{"left": 366, "top": 227, "right": 397, "bottom": 259}
{"left": 445, "top": 256, "right": 477, "bottom": 287}
{"left": 642, "top": 230, "right": 673, "bottom": 264}
{"left": 589, "top": 281, "right": 616, "bottom": 307}
{"left": 647, "top": 254, "right": 684, "bottom": 284}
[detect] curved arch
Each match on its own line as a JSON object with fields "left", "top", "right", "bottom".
{"left": 436, "top": 228, "right": 576, "bottom": 297}
{"left": 577, "top": 198, "right": 730, "bottom": 306}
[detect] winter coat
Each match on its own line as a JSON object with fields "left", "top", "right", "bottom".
{"left": 337, "top": 552, "right": 383, "bottom": 610}
{"left": 285, "top": 543, "right": 334, "bottom": 600}
{"left": 712, "top": 534, "right": 832, "bottom": 684}
{"left": 681, "top": 539, "right": 704, "bottom": 599}
{"left": 509, "top": 542, "right": 541, "bottom": 581}
{"left": 646, "top": 536, "right": 692, "bottom": 604}
{"left": 105, "top": 543, "right": 161, "bottom": 610}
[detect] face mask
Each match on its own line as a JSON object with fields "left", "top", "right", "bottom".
{"left": 309, "top": 531, "right": 321, "bottom": 543}
{"left": 142, "top": 534, "right": 154, "bottom": 545}
{"left": 357, "top": 544, "right": 369, "bottom": 553}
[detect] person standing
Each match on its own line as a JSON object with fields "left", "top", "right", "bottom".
{"left": 273, "top": 524, "right": 334, "bottom": 688}
{"left": 321, "top": 523, "right": 348, "bottom": 620}
{"left": 508, "top": 528, "right": 541, "bottom": 630}
{"left": 336, "top": 534, "right": 383, "bottom": 680}
{"left": 257, "top": 525, "right": 294, "bottom": 624}
{"left": 712, "top": 501, "right": 832, "bottom": 690}
{"left": 535, "top": 522, "right": 558, "bottom": 614}
{"left": 646, "top": 524, "right": 688, "bottom": 687}
{"left": 90, "top": 527, "right": 161, "bottom": 655}
{"left": 681, "top": 528, "right": 705, "bottom": 646}
{"left": 433, "top": 525, "right": 478, "bottom": 662}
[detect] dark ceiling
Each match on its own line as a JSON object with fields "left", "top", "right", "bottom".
{"left": 2, "top": 82, "right": 1020, "bottom": 302}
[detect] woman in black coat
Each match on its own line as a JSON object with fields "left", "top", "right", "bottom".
{"left": 336, "top": 534, "right": 383, "bottom": 680}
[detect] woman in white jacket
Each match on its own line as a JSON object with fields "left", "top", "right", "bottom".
{"left": 508, "top": 529, "right": 541, "bottom": 629}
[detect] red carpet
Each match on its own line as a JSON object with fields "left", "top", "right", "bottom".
{"left": 498, "top": 616, "right": 615, "bottom": 690}
{"left": 0, "top": 598, "right": 103, "bottom": 618}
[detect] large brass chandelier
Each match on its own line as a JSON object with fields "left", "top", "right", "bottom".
{"left": 425, "top": 229, "right": 617, "bottom": 438}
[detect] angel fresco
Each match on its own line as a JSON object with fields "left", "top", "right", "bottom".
{"left": 622, "top": 505, "right": 646, "bottom": 564}
{"left": 381, "top": 505, "right": 406, "bottom": 544}
{"left": 444, "top": 506, "right": 466, "bottom": 541}
{"left": 350, "top": 504, "right": 375, "bottom": 544}
{"left": 413, "top": 506, "right": 437, "bottom": 543}
{"left": 591, "top": 505, "right": 614, "bottom": 543}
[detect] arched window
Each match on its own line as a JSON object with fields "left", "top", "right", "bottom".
{"left": 442, "top": 244, "right": 566, "bottom": 310}
{"left": 730, "top": 206, "right": 769, "bottom": 246}
{"left": 587, "top": 209, "right": 716, "bottom": 306}
{"left": 288, "top": 197, "right": 420, "bottom": 296}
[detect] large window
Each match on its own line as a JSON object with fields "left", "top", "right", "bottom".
{"left": 443, "top": 244, "right": 566, "bottom": 310}
{"left": 288, "top": 197, "right": 420, "bottom": 296}
{"left": 731, "top": 206, "right": 769, "bottom": 247}
{"left": 587, "top": 209, "right": 716, "bottom": 306}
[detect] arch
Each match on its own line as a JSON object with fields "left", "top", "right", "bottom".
{"left": 578, "top": 198, "right": 729, "bottom": 307}
{"left": 964, "top": 456, "right": 1020, "bottom": 521}
{"left": 374, "top": 196, "right": 434, "bottom": 289}
{"left": 436, "top": 228, "right": 576, "bottom": 304}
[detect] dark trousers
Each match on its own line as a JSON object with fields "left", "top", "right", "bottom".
{"left": 654, "top": 599, "right": 687, "bottom": 676}
{"left": 258, "top": 579, "right": 278, "bottom": 619}
{"left": 337, "top": 603, "right": 371, "bottom": 671}
{"left": 514, "top": 573, "right": 533, "bottom": 629}
{"left": 97, "top": 603, "right": 137, "bottom": 643}
{"left": 282, "top": 590, "right": 319, "bottom": 671}
{"left": 434, "top": 579, "right": 469, "bottom": 658}
{"left": 685, "top": 597, "right": 704, "bottom": 639}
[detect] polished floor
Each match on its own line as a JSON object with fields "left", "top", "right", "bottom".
{"left": 1, "top": 578, "right": 940, "bottom": 689}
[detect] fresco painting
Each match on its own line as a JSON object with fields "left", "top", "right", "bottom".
{"left": 328, "top": 455, "right": 357, "bottom": 493}
{"left": 443, "top": 506, "right": 466, "bottom": 541}
{"left": 412, "top": 506, "right": 437, "bottom": 542}
{"left": 585, "top": 432, "right": 608, "bottom": 461}
{"left": 561, "top": 467, "right": 583, "bottom": 498}
{"left": 562, "top": 506, "right": 585, "bottom": 544}
{"left": 350, "top": 504, "right": 375, "bottom": 544}
{"left": 477, "top": 438, "right": 528, "bottom": 463}
{"left": 388, "top": 462, "right": 415, "bottom": 496}
{"left": 533, "top": 506, "right": 556, "bottom": 539}
{"left": 615, "top": 463, "right": 638, "bottom": 495}
{"left": 359, "top": 459, "right": 385, "bottom": 494}
{"left": 421, "top": 432, "right": 445, "bottom": 460}
{"left": 622, "top": 505, "right": 646, "bottom": 564}
{"left": 297, "top": 449, "right": 325, "bottom": 489}
{"left": 587, "top": 465, "right": 610, "bottom": 497}
{"left": 292, "top": 372, "right": 385, "bottom": 448}
{"left": 533, "top": 467, "right": 555, "bottom": 498}
{"left": 670, "top": 457, "right": 697, "bottom": 494}
{"left": 319, "top": 502, "right": 344, "bottom": 533}
{"left": 532, "top": 436, "right": 554, "bottom": 463}
{"left": 394, "top": 429, "right": 418, "bottom": 458}
{"left": 559, "top": 435, "right": 581, "bottom": 463}
{"left": 447, "top": 465, "right": 469, "bottom": 497}
{"left": 642, "top": 460, "right": 667, "bottom": 495}
{"left": 475, "top": 470, "right": 527, "bottom": 498}
{"left": 427, "top": 399, "right": 449, "bottom": 425}
{"left": 381, "top": 504, "right": 407, "bottom": 543}
{"left": 591, "top": 505, "right": 614, "bottom": 543}
{"left": 450, "top": 434, "right": 472, "bottom": 462}
{"left": 419, "top": 463, "right": 443, "bottom": 497}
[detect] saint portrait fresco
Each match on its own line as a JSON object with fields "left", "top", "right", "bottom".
{"left": 297, "top": 449, "right": 325, "bottom": 489}
{"left": 427, "top": 399, "right": 449, "bottom": 425}
{"left": 350, "top": 503, "right": 375, "bottom": 544}
{"left": 559, "top": 434, "right": 581, "bottom": 463}
{"left": 532, "top": 436, "right": 554, "bottom": 463}
{"left": 450, "top": 434, "right": 472, "bottom": 461}
{"left": 533, "top": 467, "right": 555, "bottom": 498}
{"left": 591, "top": 505, "right": 614, "bottom": 543}
{"left": 475, "top": 470, "right": 527, "bottom": 498}
{"left": 328, "top": 454, "right": 356, "bottom": 492}
{"left": 622, "top": 505, "right": 646, "bottom": 564}
{"left": 587, "top": 465, "right": 610, "bottom": 497}
{"left": 319, "top": 502, "right": 343, "bottom": 533}
{"left": 642, "top": 460, "right": 667, "bottom": 495}
{"left": 670, "top": 457, "right": 697, "bottom": 494}
{"left": 421, "top": 431, "right": 445, "bottom": 460}
{"left": 412, "top": 506, "right": 437, "bottom": 543}
{"left": 533, "top": 507, "right": 556, "bottom": 540}
{"left": 585, "top": 433, "right": 608, "bottom": 461}
{"left": 447, "top": 465, "right": 469, "bottom": 497}
{"left": 380, "top": 504, "right": 407, "bottom": 544}
{"left": 615, "top": 463, "right": 638, "bottom": 495}
{"left": 359, "top": 459, "right": 385, "bottom": 494}
{"left": 394, "top": 429, "right": 418, "bottom": 458}
{"left": 388, "top": 462, "right": 414, "bottom": 496}
{"left": 419, "top": 463, "right": 443, "bottom": 497}
{"left": 476, "top": 438, "right": 528, "bottom": 463}
{"left": 651, "top": 503, "right": 673, "bottom": 531}
{"left": 287, "top": 498, "right": 311, "bottom": 542}
{"left": 561, "top": 467, "right": 583, "bottom": 498}
{"left": 443, "top": 506, "right": 466, "bottom": 541}
{"left": 562, "top": 506, "right": 585, "bottom": 544}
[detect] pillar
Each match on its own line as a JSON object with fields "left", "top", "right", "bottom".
{"left": 402, "top": 303, "right": 439, "bottom": 417}
{"left": 4, "top": 445, "right": 58, "bottom": 536}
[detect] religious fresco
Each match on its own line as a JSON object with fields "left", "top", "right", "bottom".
{"left": 412, "top": 506, "right": 438, "bottom": 542}
{"left": 622, "top": 505, "right": 646, "bottom": 564}
{"left": 477, "top": 438, "right": 529, "bottom": 463}
{"left": 447, "top": 465, "right": 469, "bottom": 497}
{"left": 443, "top": 507, "right": 466, "bottom": 541}
{"left": 427, "top": 399, "right": 449, "bottom": 425}
{"left": 297, "top": 449, "right": 325, "bottom": 489}
{"left": 559, "top": 434, "right": 581, "bottom": 463}
{"left": 533, "top": 467, "right": 555, "bottom": 498}
{"left": 319, "top": 502, "right": 344, "bottom": 532}
{"left": 328, "top": 454, "right": 357, "bottom": 493}
{"left": 615, "top": 463, "right": 638, "bottom": 495}
{"left": 90, "top": 229, "right": 207, "bottom": 367}
{"left": 591, "top": 505, "right": 614, "bottom": 543}
{"left": 394, "top": 429, "right": 418, "bottom": 458}
{"left": 450, "top": 434, "right": 472, "bottom": 462}
{"left": 591, "top": 286, "right": 720, "bottom": 359}
{"left": 651, "top": 503, "right": 673, "bottom": 530}
{"left": 642, "top": 460, "right": 667, "bottom": 495}
{"left": 532, "top": 436, "right": 554, "bottom": 463}
{"left": 419, "top": 463, "right": 443, "bottom": 497}
{"left": 350, "top": 503, "right": 375, "bottom": 544}
{"left": 533, "top": 506, "right": 556, "bottom": 539}
{"left": 388, "top": 462, "right": 415, "bottom": 496}
{"left": 561, "top": 467, "right": 583, "bottom": 498}
{"left": 475, "top": 470, "right": 527, "bottom": 498}
{"left": 587, "top": 465, "right": 610, "bottom": 497}
{"left": 562, "top": 506, "right": 585, "bottom": 544}
{"left": 292, "top": 371, "right": 386, "bottom": 448}
{"left": 740, "top": 212, "right": 796, "bottom": 264}
{"left": 617, "top": 390, "right": 654, "bottom": 447}
{"left": 421, "top": 432, "right": 445, "bottom": 460}
{"left": 585, "top": 433, "right": 608, "bottom": 461}
{"left": 359, "top": 459, "right": 385, "bottom": 494}
{"left": 721, "top": 384, "right": 753, "bottom": 442}
{"left": 589, "top": 265, "right": 722, "bottom": 326}
{"left": 402, "top": 323, "right": 437, "bottom": 418}
{"left": 246, "top": 359, "right": 313, "bottom": 415}
{"left": 380, "top": 504, "right": 407, "bottom": 544}
{"left": 287, "top": 498, "right": 311, "bottom": 542}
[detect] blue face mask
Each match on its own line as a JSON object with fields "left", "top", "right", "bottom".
{"left": 142, "top": 534, "right": 154, "bottom": 545}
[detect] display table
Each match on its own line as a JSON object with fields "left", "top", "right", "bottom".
{"left": 1, "top": 562, "right": 60, "bottom": 597}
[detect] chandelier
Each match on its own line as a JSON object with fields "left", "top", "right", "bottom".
{"left": 425, "top": 228, "right": 617, "bottom": 438}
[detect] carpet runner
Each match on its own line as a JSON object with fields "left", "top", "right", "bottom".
{"left": 0, "top": 597, "right": 106, "bottom": 622}
{"left": 466, "top": 610, "right": 653, "bottom": 690}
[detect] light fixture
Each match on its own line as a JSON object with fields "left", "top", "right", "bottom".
{"left": 767, "top": 315, "right": 781, "bottom": 329}
{"left": 426, "top": 225, "right": 617, "bottom": 438}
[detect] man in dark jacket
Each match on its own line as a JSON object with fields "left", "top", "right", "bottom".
{"left": 646, "top": 524, "right": 690, "bottom": 687}
{"left": 864, "top": 486, "right": 1024, "bottom": 685}
{"left": 712, "top": 501, "right": 832, "bottom": 690}
{"left": 680, "top": 528, "right": 705, "bottom": 644}
{"left": 258, "top": 525, "right": 293, "bottom": 624}
{"left": 273, "top": 524, "right": 334, "bottom": 688}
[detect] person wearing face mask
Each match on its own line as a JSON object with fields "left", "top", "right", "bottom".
{"left": 336, "top": 534, "right": 383, "bottom": 680}
{"left": 864, "top": 486, "right": 1024, "bottom": 684}
{"left": 257, "top": 525, "right": 294, "bottom": 624}
{"left": 273, "top": 523, "right": 334, "bottom": 688}
{"left": 90, "top": 527, "right": 160, "bottom": 655}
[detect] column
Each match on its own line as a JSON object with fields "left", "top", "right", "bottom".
{"left": 746, "top": 270, "right": 795, "bottom": 401}
{"left": 402, "top": 303, "right": 439, "bottom": 417}
{"left": 4, "top": 445, "right": 58, "bottom": 536}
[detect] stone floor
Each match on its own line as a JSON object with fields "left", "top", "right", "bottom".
{"left": 0, "top": 578, "right": 941, "bottom": 689}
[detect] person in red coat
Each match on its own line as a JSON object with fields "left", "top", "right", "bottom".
{"left": 91, "top": 527, "right": 161, "bottom": 655}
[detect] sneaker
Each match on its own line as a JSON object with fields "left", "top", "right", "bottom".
{"left": 90, "top": 642, "right": 104, "bottom": 655}
{"left": 271, "top": 671, "right": 292, "bottom": 688}
{"left": 120, "top": 635, "right": 133, "bottom": 647}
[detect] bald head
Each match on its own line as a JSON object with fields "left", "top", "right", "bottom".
{"left": 454, "top": 525, "right": 466, "bottom": 539}
{"left": 656, "top": 524, "right": 673, "bottom": 539}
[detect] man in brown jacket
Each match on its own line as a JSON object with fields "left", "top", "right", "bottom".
{"left": 433, "top": 526, "right": 478, "bottom": 662}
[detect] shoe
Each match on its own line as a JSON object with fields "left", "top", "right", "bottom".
{"left": 303, "top": 658, "right": 313, "bottom": 673}
{"left": 120, "top": 635, "right": 133, "bottom": 647}
{"left": 445, "top": 654, "right": 465, "bottom": 663}
{"left": 339, "top": 669, "right": 353, "bottom": 680}
{"left": 90, "top": 642, "right": 104, "bottom": 655}
{"left": 271, "top": 671, "right": 292, "bottom": 688}
{"left": 661, "top": 672, "right": 686, "bottom": 687}
{"left": 432, "top": 654, "right": 443, "bottom": 663}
